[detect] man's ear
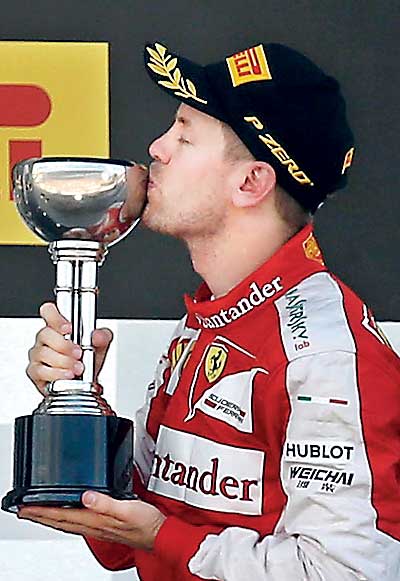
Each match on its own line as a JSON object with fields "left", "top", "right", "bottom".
{"left": 232, "top": 162, "right": 276, "bottom": 208}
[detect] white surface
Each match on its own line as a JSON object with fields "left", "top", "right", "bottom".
{"left": 0, "top": 317, "right": 398, "bottom": 580}
{"left": 380, "top": 321, "right": 400, "bottom": 355}
{"left": 0, "top": 539, "right": 132, "bottom": 581}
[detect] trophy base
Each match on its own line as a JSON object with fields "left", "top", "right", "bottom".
{"left": 2, "top": 486, "right": 135, "bottom": 513}
{"left": 2, "top": 414, "right": 135, "bottom": 513}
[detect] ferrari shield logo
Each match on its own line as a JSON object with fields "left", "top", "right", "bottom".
{"left": 205, "top": 344, "right": 228, "bottom": 383}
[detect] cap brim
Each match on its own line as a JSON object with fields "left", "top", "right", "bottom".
{"left": 144, "top": 42, "right": 223, "bottom": 119}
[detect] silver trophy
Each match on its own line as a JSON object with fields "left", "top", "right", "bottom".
{"left": 2, "top": 157, "right": 147, "bottom": 512}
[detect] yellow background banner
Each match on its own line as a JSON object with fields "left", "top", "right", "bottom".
{"left": 0, "top": 42, "right": 109, "bottom": 245}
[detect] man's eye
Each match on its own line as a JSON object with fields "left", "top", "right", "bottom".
{"left": 178, "top": 136, "right": 190, "bottom": 144}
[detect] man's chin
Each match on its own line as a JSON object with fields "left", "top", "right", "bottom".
{"left": 141, "top": 202, "right": 158, "bottom": 227}
{"left": 141, "top": 206, "right": 175, "bottom": 237}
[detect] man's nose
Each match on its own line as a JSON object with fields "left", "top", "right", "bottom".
{"left": 149, "top": 134, "right": 170, "bottom": 164}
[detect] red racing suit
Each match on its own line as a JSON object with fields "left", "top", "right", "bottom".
{"left": 86, "top": 225, "right": 400, "bottom": 580}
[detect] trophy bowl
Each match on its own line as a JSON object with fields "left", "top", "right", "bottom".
{"left": 2, "top": 157, "right": 148, "bottom": 513}
{"left": 13, "top": 156, "right": 147, "bottom": 245}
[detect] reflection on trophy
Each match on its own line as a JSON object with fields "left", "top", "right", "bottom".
{"left": 2, "top": 157, "right": 147, "bottom": 512}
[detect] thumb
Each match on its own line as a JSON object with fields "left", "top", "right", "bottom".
{"left": 82, "top": 491, "right": 128, "bottom": 520}
{"left": 92, "top": 327, "right": 113, "bottom": 380}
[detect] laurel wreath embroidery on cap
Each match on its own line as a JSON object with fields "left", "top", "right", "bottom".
{"left": 146, "top": 43, "right": 208, "bottom": 105}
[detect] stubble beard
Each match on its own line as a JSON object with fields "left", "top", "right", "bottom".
{"left": 141, "top": 198, "right": 179, "bottom": 237}
{"left": 142, "top": 187, "right": 227, "bottom": 242}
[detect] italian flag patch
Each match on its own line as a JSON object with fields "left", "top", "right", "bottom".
{"left": 297, "top": 395, "right": 348, "bottom": 406}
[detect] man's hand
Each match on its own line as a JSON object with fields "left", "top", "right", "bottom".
{"left": 27, "top": 302, "right": 113, "bottom": 395}
{"left": 18, "top": 492, "right": 166, "bottom": 551}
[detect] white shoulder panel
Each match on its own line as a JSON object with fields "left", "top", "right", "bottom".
{"left": 274, "top": 272, "right": 356, "bottom": 361}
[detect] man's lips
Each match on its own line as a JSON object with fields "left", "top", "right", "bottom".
{"left": 147, "top": 176, "right": 160, "bottom": 191}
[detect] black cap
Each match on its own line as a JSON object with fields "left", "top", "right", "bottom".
{"left": 144, "top": 42, "right": 355, "bottom": 213}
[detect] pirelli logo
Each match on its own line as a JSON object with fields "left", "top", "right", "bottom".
{"left": 0, "top": 41, "right": 109, "bottom": 245}
{"left": 226, "top": 45, "right": 272, "bottom": 87}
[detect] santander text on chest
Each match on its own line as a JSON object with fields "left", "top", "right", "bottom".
{"left": 151, "top": 453, "right": 259, "bottom": 502}
{"left": 196, "top": 276, "right": 283, "bottom": 329}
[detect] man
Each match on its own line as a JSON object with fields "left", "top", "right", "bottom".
{"left": 21, "top": 42, "right": 400, "bottom": 580}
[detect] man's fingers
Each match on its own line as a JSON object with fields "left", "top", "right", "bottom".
{"left": 29, "top": 305, "right": 113, "bottom": 389}
{"left": 20, "top": 517, "right": 118, "bottom": 543}
{"left": 82, "top": 491, "right": 130, "bottom": 522}
{"left": 19, "top": 504, "right": 124, "bottom": 533}
{"left": 34, "top": 326, "right": 78, "bottom": 355}
{"left": 39, "top": 302, "right": 72, "bottom": 334}
{"left": 19, "top": 515, "right": 82, "bottom": 536}
{"left": 35, "top": 346, "right": 81, "bottom": 372}
{"left": 27, "top": 362, "right": 74, "bottom": 384}
{"left": 18, "top": 509, "right": 121, "bottom": 541}
{"left": 18, "top": 497, "right": 165, "bottom": 551}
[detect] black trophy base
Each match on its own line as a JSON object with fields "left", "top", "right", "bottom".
{"left": 2, "top": 414, "right": 135, "bottom": 513}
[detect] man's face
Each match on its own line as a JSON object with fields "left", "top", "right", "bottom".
{"left": 143, "top": 104, "right": 233, "bottom": 240}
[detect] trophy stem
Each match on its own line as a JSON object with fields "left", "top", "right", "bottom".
{"left": 34, "top": 240, "right": 114, "bottom": 416}
{"left": 51, "top": 240, "right": 107, "bottom": 385}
